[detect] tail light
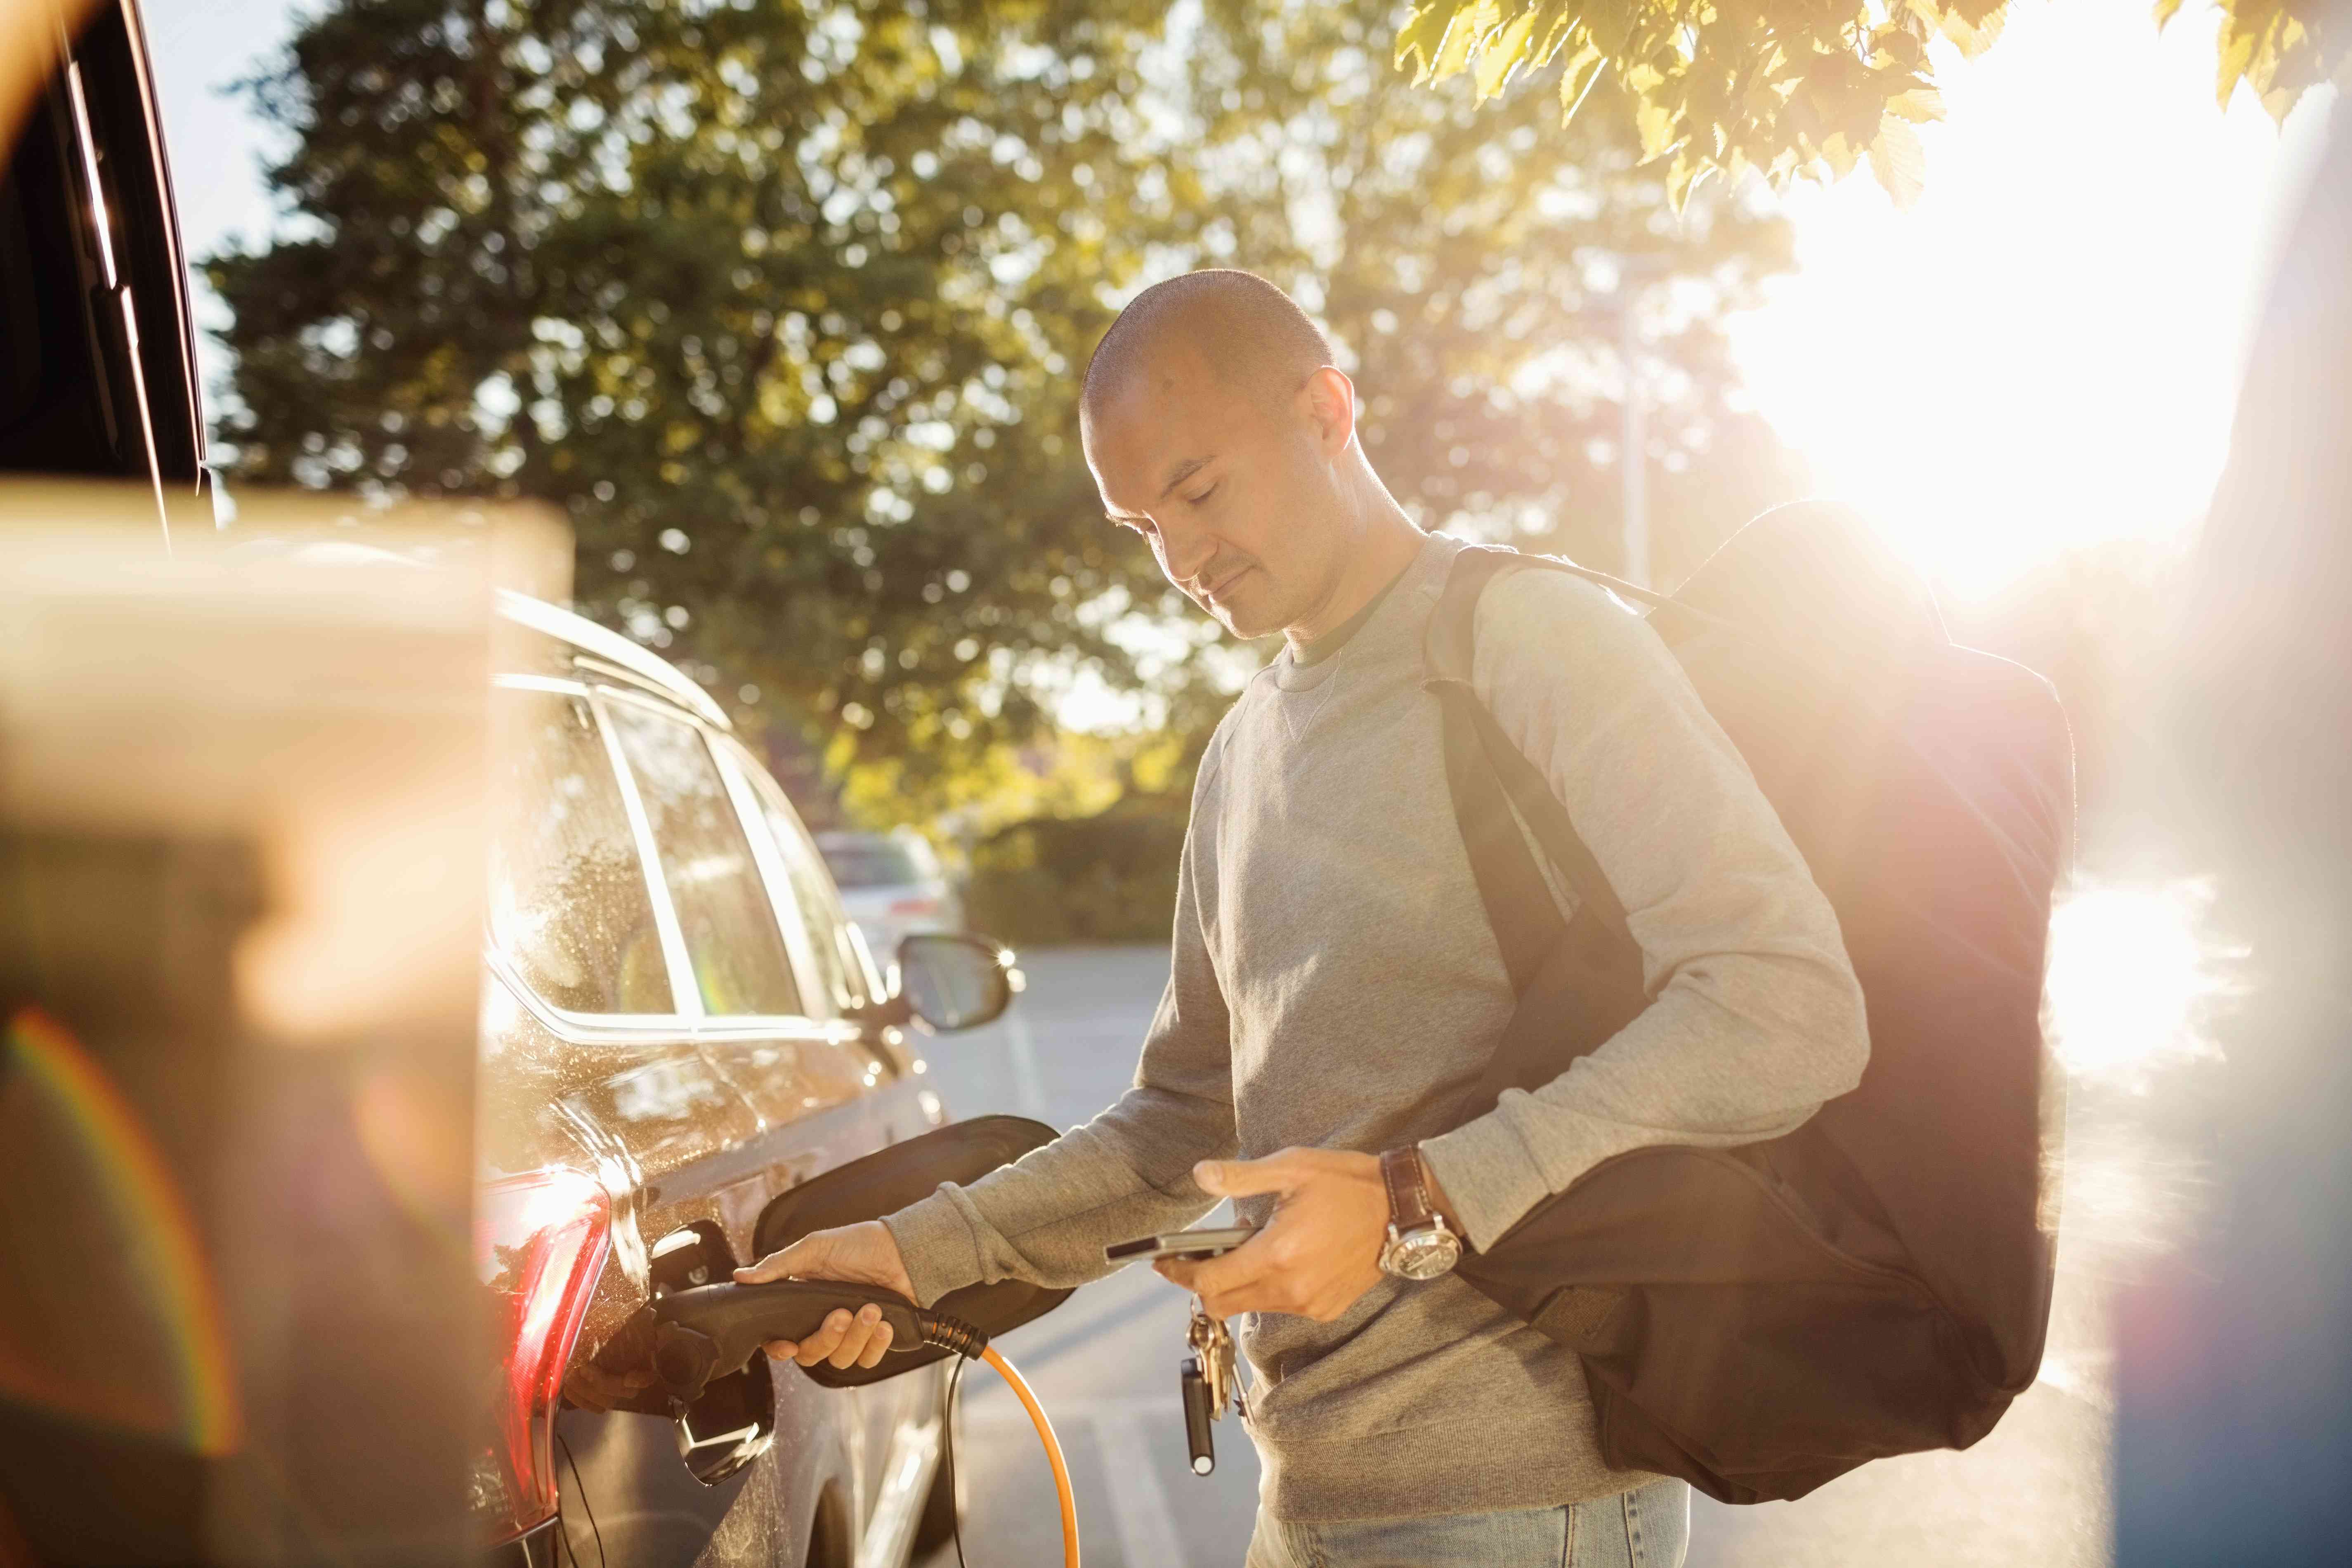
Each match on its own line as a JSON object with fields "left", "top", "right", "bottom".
{"left": 888, "top": 897, "right": 942, "bottom": 917}
{"left": 471, "top": 1169, "right": 612, "bottom": 1541}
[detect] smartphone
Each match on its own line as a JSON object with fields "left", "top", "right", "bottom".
{"left": 1104, "top": 1225, "right": 1261, "bottom": 1264}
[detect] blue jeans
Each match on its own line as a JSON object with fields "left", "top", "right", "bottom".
{"left": 1244, "top": 1478, "right": 1690, "bottom": 1568}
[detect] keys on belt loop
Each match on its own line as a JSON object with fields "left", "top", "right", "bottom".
{"left": 1181, "top": 1299, "right": 1240, "bottom": 1476}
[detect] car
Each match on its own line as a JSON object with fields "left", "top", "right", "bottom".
{"left": 815, "top": 830, "right": 965, "bottom": 969}
{"left": 0, "top": 0, "right": 208, "bottom": 531}
{"left": 4, "top": 8, "right": 1003, "bottom": 1562}
{"left": 480, "top": 593, "right": 1004, "bottom": 1567}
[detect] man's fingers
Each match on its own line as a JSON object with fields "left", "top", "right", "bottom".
{"left": 735, "top": 1236, "right": 825, "bottom": 1285}
{"left": 793, "top": 1308, "right": 852, "bottom": 1368}
{"left": 827, "top": 1305, "right": 886, "bottom": 1370}
{"left": 763, "top": 1337, "right": 800, "bottom": 1361}
{"left": 1157, "top": 1231, "right": 1276, "bottom": 1302}
{"left": 1191, "top": 1151, "right": 1305, "bottom": 1200}
{"left": 1190, "top": 1271, "right": 1288, "bottom": 1320}
{"left": 855, "top": 1320, "right": 895, "bottom": 1370}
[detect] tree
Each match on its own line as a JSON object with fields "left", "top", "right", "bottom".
{"left": 212, "top": 0, "right": 1199, "bottom": 794}
{"left": 1393, "top": 0, "right": 2346, "bottom": 209}
{"left": 210, "top": 0, "right": 1805, "bottom": 823}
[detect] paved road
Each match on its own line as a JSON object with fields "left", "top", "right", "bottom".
{"left": 916, "top": 944, "right": 2137, "bottom": 1568}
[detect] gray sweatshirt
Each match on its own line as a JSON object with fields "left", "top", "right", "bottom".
{"left": 885, "top": 531, "right": 1868, "bottom": 1521}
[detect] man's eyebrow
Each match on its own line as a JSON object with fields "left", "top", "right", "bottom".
{"left": 1158, "top": 456, "right": 1214, "bottom": 500}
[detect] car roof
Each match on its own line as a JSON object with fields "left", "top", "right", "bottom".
{"left": 496, "top": 588, "right": 732, "bottom": 731}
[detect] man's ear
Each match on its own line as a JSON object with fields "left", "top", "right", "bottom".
{"left": 1299, "top": 366, "right": 1358, "bottom": 459}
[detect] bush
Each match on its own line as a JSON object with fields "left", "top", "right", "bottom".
{"left": 963, "top": 793, "right": 1188, "bottom": 947}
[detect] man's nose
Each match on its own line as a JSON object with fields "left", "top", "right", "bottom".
{"left": 1155, "top": 516, "right": 1218, "bottom": 587}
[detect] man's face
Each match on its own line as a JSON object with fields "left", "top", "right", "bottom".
{"left": 1084, "top": 342, "right": 1350, "bottom": 640}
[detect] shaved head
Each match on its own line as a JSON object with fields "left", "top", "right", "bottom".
{"left": 1081, "top": 267, "right": 1419, "bottom": 648}
{"left": 1082, "top": 269, "right": 1335, "bottom": 427}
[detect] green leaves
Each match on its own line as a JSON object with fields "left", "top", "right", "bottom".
{"left": 1392, "top": 0, "right": 2346, "bottom": 207}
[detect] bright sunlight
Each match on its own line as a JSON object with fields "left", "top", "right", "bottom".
{"left": 2044, "top": 879, "right": 2238, "bottom": 1082}
{"left": 1731, "top": 0, "right": 2337, "bottom": 600}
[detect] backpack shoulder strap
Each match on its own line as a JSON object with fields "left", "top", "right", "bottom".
{"left": 1424, "top": 548, "right": 1561, "bottom": 995}
{"left": 1423, "top": 546, "right": 1634, "bottom": 958}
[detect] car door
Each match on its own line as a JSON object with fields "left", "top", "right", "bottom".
{"left": 712, "top": 735, "right": 956, "bottom": 1540}
{"left": 594, "top": 687, "right": 952, "bottom": 1552}
{"left": 479, "top": 670, "right": 769, "bottom": 1563}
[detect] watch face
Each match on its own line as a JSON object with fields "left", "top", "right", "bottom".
{"left": 1382, "top": 1227, "right": 1462, "bottom": 1281}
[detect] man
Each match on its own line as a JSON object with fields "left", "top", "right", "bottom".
{"left": 738, "top": 270, "right": 1869, "bottom": 1566}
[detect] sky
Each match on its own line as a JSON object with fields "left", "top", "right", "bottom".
{"left": 142, "top": 0, "right": 2336, "bottom": 606}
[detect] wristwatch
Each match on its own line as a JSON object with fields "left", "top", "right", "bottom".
{"left": 1377, "top": 1146, "right": 1463, "bottom": 1281}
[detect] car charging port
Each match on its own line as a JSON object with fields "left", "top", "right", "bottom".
{"left": 622, "top": 1225, "right": 787, "bottom": 1484}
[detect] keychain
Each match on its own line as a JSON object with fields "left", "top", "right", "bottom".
{"left": 1180, "top": 1299, "right": 1242, "bottom": 1475}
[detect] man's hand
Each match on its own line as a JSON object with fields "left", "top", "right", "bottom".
{"left": 1152, "top": 1148, "right": 1389, "bottom": 1322}
{"left": 733, "top": 1220, "right": 917, "bottom": 1372}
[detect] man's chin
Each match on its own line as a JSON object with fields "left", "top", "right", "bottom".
{"left": 1205, "top": 577, "right": 1289, "bottom": 640}
{"left": 1216, "top": 605, "right": 1284, "bottom": 640}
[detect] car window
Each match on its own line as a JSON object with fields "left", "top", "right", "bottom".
{"left": 489, "top": 688, "right": 673, "bottom": 1015}
{"left": 818, "top": 835, "right": 925, "bottom": 888}
{"left": 602, "top": 699, "right": 801, "bottom": 1018}
{"left": 741, "top": 760, "right": 871, "bottom": 1014}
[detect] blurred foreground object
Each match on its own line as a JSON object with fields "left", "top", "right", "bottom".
{"left": 0, "top": 487, "right": 562, "bottom": 1565}
{"left": 2114, "top": 112, "right": 2352, "bottom": 1564}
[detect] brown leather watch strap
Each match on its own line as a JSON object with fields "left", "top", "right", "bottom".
{"left": 1379, "top": 1147, "right": 1437, "bottom": 1232}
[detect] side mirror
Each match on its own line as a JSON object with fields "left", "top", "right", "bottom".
{"left": 895, "top": 933, "right": 1021, "bottom": 1033}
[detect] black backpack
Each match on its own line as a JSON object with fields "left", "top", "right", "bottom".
{"left": 1426, "top": 502, "right": 2074, "bottom": 1504}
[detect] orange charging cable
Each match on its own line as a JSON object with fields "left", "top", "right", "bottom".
{"left": 980, "top": 1343, "right": 1078, "bottom": 1568}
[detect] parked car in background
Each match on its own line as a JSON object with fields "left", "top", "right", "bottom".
{"left": 816, "top": 829, "right": 965, "bottom": 966}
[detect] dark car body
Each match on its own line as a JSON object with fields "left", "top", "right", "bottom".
{"left": 1, "top": 0, "right": 208, "bottom": 534}
{"left": 5, "top": 8, "right": 966, "bottom": 1562}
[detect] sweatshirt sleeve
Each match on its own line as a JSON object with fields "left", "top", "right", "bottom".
{"left": 1417, "top": 569, "right": 1870, "bottom": 1252}
{"left": 883, "top": 744, "right": 1240, "bottom": 1307}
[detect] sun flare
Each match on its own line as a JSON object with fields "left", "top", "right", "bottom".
{"left": 1730, "top": 0, "right": 2335, "bottom": 601}
{"left": 2044, "top": 879, "right": 2237, "bottom": 1082}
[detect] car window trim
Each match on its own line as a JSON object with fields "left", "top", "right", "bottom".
{"left": 491, "top": 672, "right": 587, "bottom": 697}
{"left": 709, "top": 734, "right": 834, "bottom": 1023}
{"left": 485, "top": 943, "right": 850, "bottom": 1050}
{"left": 113, "top": 0, "right": 206, "bottom": 495}
{"left": 595, "top": 683, "right": 841, "bottom": 1034}
{"left": 61, "top": 52, "right": 168, "bottom": 538}
{"left": 733, "top": 746, "right": 889, "bottom": 1007}
{"left": 495, "top": 589, "right": 730, "bottom": 727}
{"left": 587, "top": 685, "right": 704, "bottom": 1022}
{"left": 481, "top": 943, "right": 695, "bottom": 1039}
